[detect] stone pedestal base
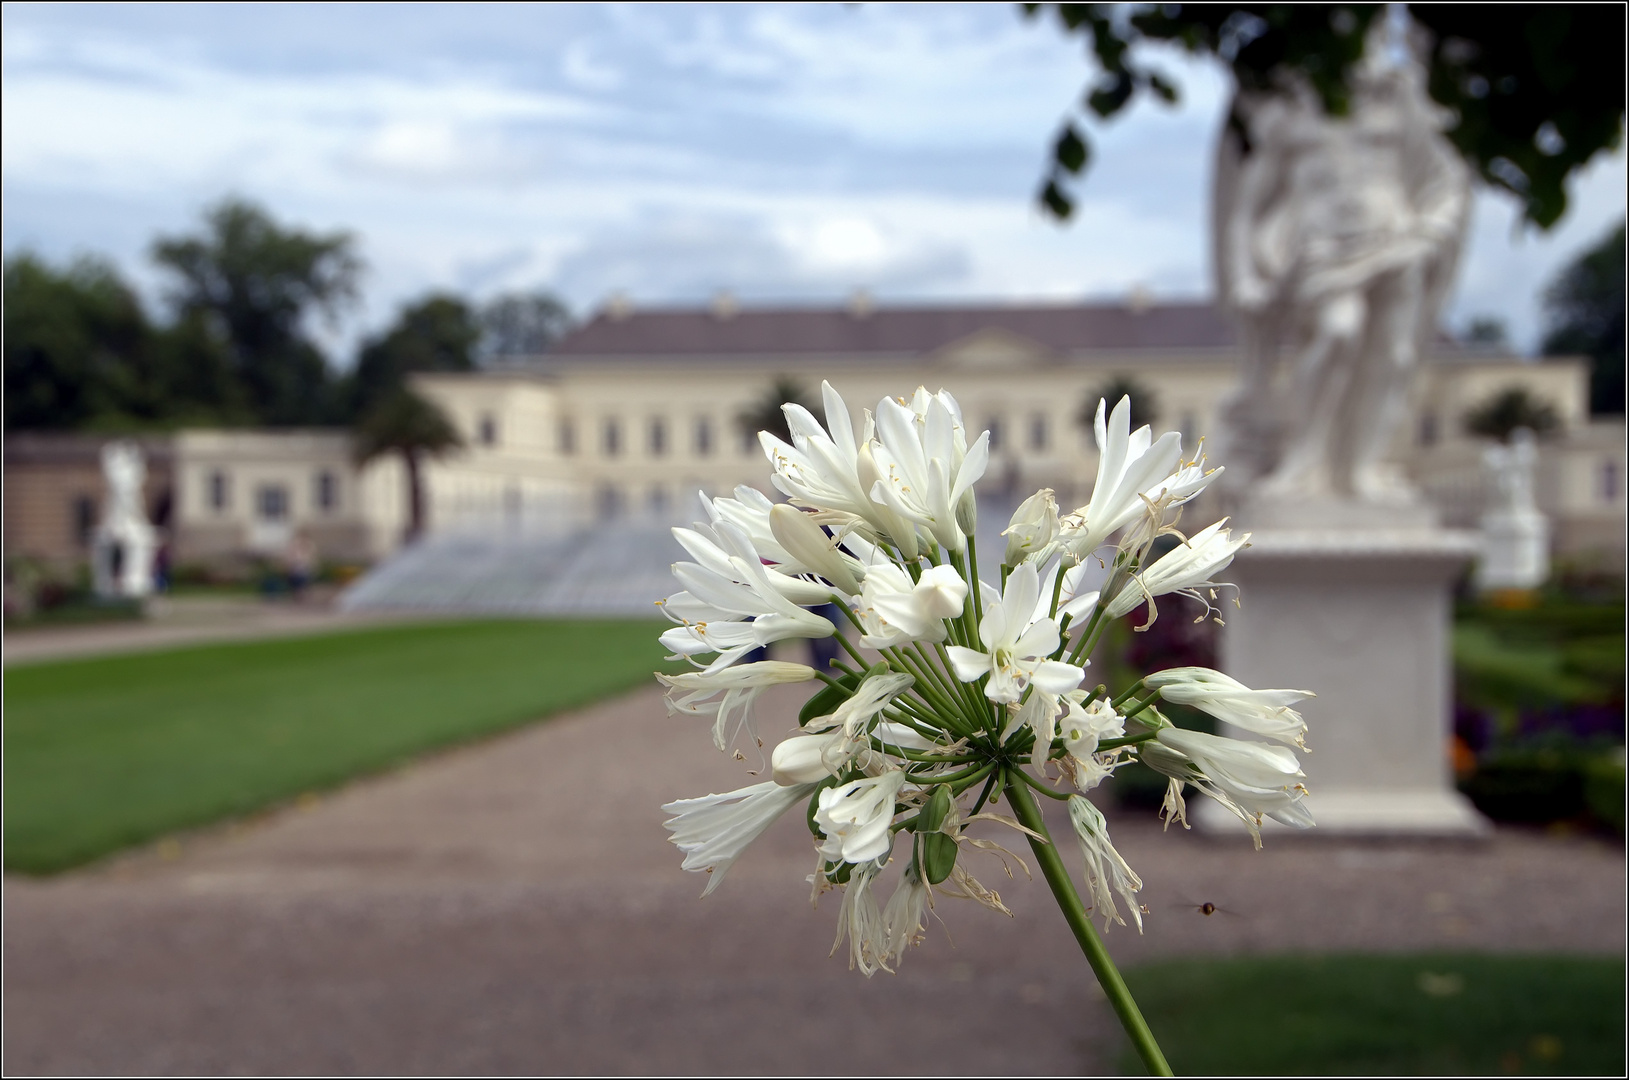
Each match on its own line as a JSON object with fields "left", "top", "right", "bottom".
{"left": 1208, "top": 524, "right": 1490, "bottom": 838}
{"left": 1476, "top": 509, "right": 1550, "bottom": 591}
{"left": 1196, "top": 786, "right": 1489, "bottom": 836}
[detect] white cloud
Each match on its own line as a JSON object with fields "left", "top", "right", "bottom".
{"left": 1, "top": 1, "right": 1621, "bottom": 364}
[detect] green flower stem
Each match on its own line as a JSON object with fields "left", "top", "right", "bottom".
{"left": 813, "top": 671, "right": 855, "bottom": 694}
{"left": 1096, "top": 730, "right": 1161, "bottom": 751}
{"left": 906, "top": 642, "right": 964, "bottom": 709}
{"left": 1011, "top": 767, "right": 1071, "bottom": 800}
{"left": 930, "top": 640, "right": 992, "bottom": 727}
{"left": 878, "top": 705, "right": 945, "bottom": 743}
{"left": 968, "top": 768, "right": 1001, "bottom": 814}
{"left": 1110, "top": 678, "right": 1148, "bottom": 708}
{"left": 1066, "top": 604, "right": 1107, "bottom": 667}
{"left": 1122, "top": 691, "right": 1163, "bottom": 719}
{"left": 933, "top": 761, "right": 996, "bottom": 787}
{"left": 1003, "top": 776, "right": 1173, "bottom": 1078}
{"left": 948, "top": 548, "right": 980, "bottom": 648}
{"left": 885, "top": 649, "right": 970, "bottom": 734}
{"left": 967, "top": 536, "right": 986, "bottom": 627}
{"left": 832, "top": 628, "right": 871, "bottom": 669}
{"left": 1047, "top": 562, "right": 1068, "bottom": 619}
{"left": 866, "top": 737, "right": 971, "bottom": 764}
{"left": 1049, "top": 614, "right": 1074, "bottom": 660}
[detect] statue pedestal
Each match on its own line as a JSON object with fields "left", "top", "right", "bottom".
{"left": 1199, "top": 522, "right": 1490, "bottom": 837}
{"left": 1476, "top": 509, "right": 1549, "bottom": 592}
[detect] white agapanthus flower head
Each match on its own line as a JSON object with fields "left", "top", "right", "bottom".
{"left": 654, "top": 380, "right": 1315, "bottom": 996}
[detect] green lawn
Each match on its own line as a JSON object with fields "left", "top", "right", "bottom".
{"left": 4, "top": 619, "right": 675, "bottom": 873}
{"left": 1120, "top": 953, "right": 1626, "bottom": 1076}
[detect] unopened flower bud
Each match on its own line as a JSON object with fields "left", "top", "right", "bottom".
{"left": 769, "top": 502, "right": 863, "bottom": 595}
{"left": 1002, "top": 488, "right": 1059, "bottom": 566}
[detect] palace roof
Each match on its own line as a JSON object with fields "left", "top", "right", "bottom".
{"left": 545, "top": 300, "right": 1236, "bottom": 362}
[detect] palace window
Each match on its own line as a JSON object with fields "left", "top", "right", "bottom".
{"left": 1603, "top": 460, "right": 1621, "bottom": 503}
{"left": 649, "top": 416, "right": 668, "bottom": 456}
{"left": 986, "top": 416, "right": 1004, "bottom": 451}
{"left": 478, "top": 413, "right": 498, "bottom": 446}
{"left": 603, "top": 418, "right": 622, "bottom": 457}
{"left": 315, "top": 470, "right": 338, "bottom": 513}
{"left": 1028, "top": 412, "right": 1048, "bottom": 452}
{"left": 558, "top": 418, "right": 576, "bottom": 455}
{"left": 208, "top": 470, "right": 230, "bottom": 512}
{"left": 695, "top": 417, "right": 713, "bottom": 457}
{"left": 256, "top": 484, "right": 289, "bottom": 521}
{"left": 72, "top": 494, "right": 96, "bottom": 546}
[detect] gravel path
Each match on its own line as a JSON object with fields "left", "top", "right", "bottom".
{"left": 5, "top": 682, "right": 1623, "bottom": 1075}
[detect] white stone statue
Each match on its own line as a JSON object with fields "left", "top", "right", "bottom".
{"left": 1203, "top": 24, "right": 1488, "bottom": 839}
{"left": 1213, "top": 32, "right": 1470, "bottom": 503}
{"left": 92, "top": 441, "right": 157, "bottom": 599}
{"left": 1476, "top": 427, "right": 1549, "bottom": 590}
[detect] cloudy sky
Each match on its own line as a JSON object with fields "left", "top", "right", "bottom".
{"left": 4, "top": 2, "right": 1624, "bottom": 362}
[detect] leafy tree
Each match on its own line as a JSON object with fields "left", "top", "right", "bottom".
{"left": 1541, "top": 221, "right": 1625, "bottom": 416}
{"left": 350, "top": 293, "right": 481, "bottom": 418}
{"left": 478, "top": 291, "right": 574, "bottom": 363}
{"left": 352, "top": 389, "right": 464, "bottom": 543}
{"left": 736, "top": 376, "right": 820, "bottom": 445}
{"left": 1027, "top": 4, "right": 1624, "bottom": 228}
{"left": 1463, "top": 386, "right": 1559, "bottom": 443}
{"left": 142, "top": 312, "right": 253, "bottom": 426}
{"left": 3, "top": 254, "right": 150, "bottom": 430}
{"left": 153, "top": 198, "right": 361, "bottom": 426}
{"left": 1079, "top": 375, "right": 1159, "bottom": 433}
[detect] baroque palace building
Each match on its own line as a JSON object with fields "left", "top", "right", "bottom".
{"left": 5, "top": 298, "right": 1623, "bottom": 572}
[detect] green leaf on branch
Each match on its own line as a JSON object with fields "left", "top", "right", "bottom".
{"left": 1054, "top": 124, "right": 1090, "bottom": 173}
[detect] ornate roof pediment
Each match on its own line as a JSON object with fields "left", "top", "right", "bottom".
{"left": 930, "top": 327, "right": 1055, "bottom": 369}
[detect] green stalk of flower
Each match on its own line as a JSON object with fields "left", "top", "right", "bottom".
{"left": 1005, "top": 776, "right": 1173, "bottom": 1076}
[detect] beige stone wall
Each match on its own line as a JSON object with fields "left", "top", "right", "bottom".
{"left": 171, "top": 430, "right": 376, "bottom": 565}
{"left": 3, "top": 436, "right": 172, "bottom": 568}
{"left": 537, "top": 350, "right": 1240, "bottom": 516}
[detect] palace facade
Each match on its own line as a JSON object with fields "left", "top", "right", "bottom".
{"left": 5, "top": 299, "right": 1622, "bottom": 574}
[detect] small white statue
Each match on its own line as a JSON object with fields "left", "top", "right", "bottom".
{"left": 1213, "top": 24, "right": 1470, "bottom": 503}
{"left": 1476, "top": 428, "right": 1549, "bottom": 591}
{"left": 92, "top": 441, "right": 158, "bottom": 599}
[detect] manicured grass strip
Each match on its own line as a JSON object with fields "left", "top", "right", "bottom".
{"left": 1119, "top": 953, "right": 1625, "bottom": 1076}
{"left": 4, "top": 619, "right": 676, "bottom": 873}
